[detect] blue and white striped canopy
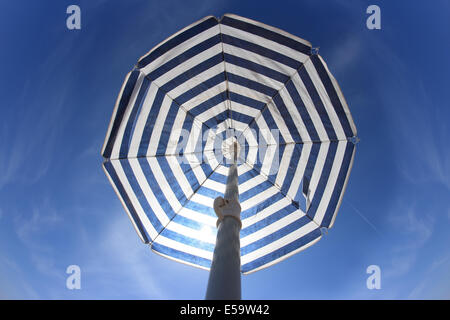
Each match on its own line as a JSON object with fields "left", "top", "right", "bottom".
{"left": 101, "top": 14, "right": 357, "bottom": 274}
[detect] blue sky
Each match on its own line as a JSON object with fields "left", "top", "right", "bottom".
{"left": 1, "top": 0, "right": 449, "bottom": 299}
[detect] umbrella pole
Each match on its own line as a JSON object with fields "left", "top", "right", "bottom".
{"left": 206, "top": 142, "right": 241, "bottom": 300}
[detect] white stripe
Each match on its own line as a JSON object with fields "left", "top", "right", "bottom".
{"left": 241, "top": 186, "right": 279, "bottom": 212}
{"left": 260, "top": 144, "right": 278, "bottom": 177}
{"left": 312, "top": 141, "right": 346, "bottom": 225}
{"left": 230, "top": 101, "right": 261, "bottom": 118}
{"left": 128, "top": 158, "right": 170, "bottom": 227}
{"left": 102, "top": 163, "right": 154, "bottom": 242}
{"left": 287, "top": 142, "right": 312, "bottom": 200}
{"left": 242, "top": 197, "right": 292, "bottom": 228}
{"left": 184, "top": 119, "right": 202, "bottom": 155}
{"left": 166, "top": 222, "right": 216, "bottom": 244}
{"left": 291, "top": 72, "right": 328, "bottom": 141}
{"left": 128, "top": 82, "right": 158, "bottom": 157}
{"left": 220, "top": 24, "right": 309, "bottom": 64}
{"left": 102, "top": 71, "right": 132, "bottom": 156}
{"left": 140, "top": 21, "right": 220, "bottom": 75}
{"left": 153, "top": 235, "right": 213, "bottom": 260}
{"left": 184, "top": 153, "right": 208, "bottom": 183}
{"left": 195, "top": 101, "right": 228, "bottom": 123}
{"left": 225, "top": 63, "right": 284, "bottom": 92}
{"left": 274, "top": 143, "right": 295, "bottom": 188}
{"left": 172, "top": 64, "right": 226, "bottom": 103}
{"left": 305, "top": 60, "right": 345, "bottom": 140}
{"left": 308, "top": 141, "right": 330, "bottom": 202}
{"left": 244, "top": 147, "right": 258, "bottom": 167}
{"left": 279, "top": 87, "right": 311, "bottom": 142}
{"left": 111, "top": 72, "right": 145, "bottom": 159}
{"left": 241, "top": 220, "right": 318, "bottom": 265}
{"left": 317, "top": 55, "right": 357, "bottom": 136}
{"left": 239, "top": 173, "right": 267, "bottom": 193}
{"left": 243, "top": 234, "right": 321, "bottom": 274}
{"left": 190, "top": 192, "right": 216, "bottom": 207}
{"left": 152, "top": 44, "right": 223, "bottom": 87}
{"left": 265, "top": 101, "right": 295, "bottom": 144}
{"left": 203, "top": 149, "right": 220, "bottom": 169}
{"left": 241, "top": 209, "right": 306, "bottom": 247}
{"left": 166, "top": 156, "right": 194, "bottom": 197}
{"left": 329, "top": 144, "right": 355, "bottom": 228}
{"left": 147, "top": 94, "right": 172, "bottom": 156}
{"left": 214, "top": 165, "right": 230, "bottom": 176}
{"left": 228, "top": 82, "right": 271, "bottom": 104}
{"left": 177, "top": 206, "right": 217, "bottom": 227}
{"left": 165, "top": 108, "right": 187, "bottom": 155}
{"left": 110, "top": 160, "right": 158, "bottom": 239}
{"left": 147, "top": 157, "right": 183, "bottom": 213}
{"left": 202, "top": 178, "right": 226, "bottom": 192}
{"left": 223, "top": 43, "right": 296, "bottom": 76}
{"left": 240, "top": 126, "right": 258, "bottom": 148}
{"left": 223, "top": 14, "right": 311, "bottom": 47}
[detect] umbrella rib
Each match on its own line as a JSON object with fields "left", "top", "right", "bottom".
{"left": 218, "top": 21, "right": 233, "bottom": 131}
{"left": 149, "top": 161, "right": 222, "bottom": 246}
{"left": 105, "top": 149, "right": 217, "bottom": 161}
{"left": 243, "top": 137, "right": 355, "bottom": 149}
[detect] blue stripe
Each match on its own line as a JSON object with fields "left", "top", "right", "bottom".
{"left": 240, "top": 179, "right": 273, "bottom": 202}
{"left": 241, "top": 227, "right": 321, "bottom": 273}
{"left": 184, "top": 200, "right": 216, "bottom": 217}
{"left": 229, "top": 91, "right": 266, "bottom": 110}
{"left": 160, "top": 53, "right": 223, "bottom": 93}
{"left": 241, "top": 202, "right": 297, "bottom": 237}
{"left": 138, "top": 17, "right": 218, "bottom": 68}
{"left": 227, "top": 72, "right": 277, "bottom": 97}
{"left": 305, "top": 142, "right": 338, "bottom": 220}
{"left": 224, "top": 53, "right": 289, "bottom": 83}
{"left": 196, "top": 185, "right": 223, "bottom": 199}
{"left": 103, "top": 161, "right": 149, "bottom": 243}
{"left": 156, "top": 156, "right": 191, "bottom": 203}
{"left": 137, "top": 87, "right": 165, "bottom": 156}
{"left": 229, "top": 110, "right": 254, "bottom": 125}
{"left": 272, "top": 94, "right": 302, "bottom": 142}
{"left": 175, "top": 72, "right": 226, "bottom": 105}
{"left": 137, "top": 157, "right": 177, "bottom": 219}
{"left": 189, "top": 91, "right": 227, "bottom": 117}
{"left": 296, "top": 142, "right": 320, "bottom": 205}
{"left": 152, "top": 242, "right": 212, "bottom": 268}
{"left": 203, "top": 110, "right": 229, "bottom": 129}
{"left": 119, "top": 77, "right": 151, "bottom": 157}
{"left": 222, "top": 33, "right": 301, "bottom": 70}
{"left": 321, "top": 142, "right": 354, "bottom": 227}
{"left": 148, "top": 35, "right": 221, "bottom": 80}
{"left": 159, "top": 228, "right": 215, "bottom": 252}
{"left": 120, "top": 159, "right": 164, "bottom": 233}
{"left": 172, "top": 215, "right": 217, "bottom": 236}
{"left": 285, "top": 79, "right": 319, "bottom": 141}
{"left": 241, "top": 214, "right": 311, "bottom": 255}
{"left": 311, "top": 55, "right": 354, "bottom": 138}
{"left": 279, "top": 144, "right": 303, "bottom": 195}
{"left": 241, "top": 192, "right": 286, "bottom": 220}
{"left": 298, "top": 66, "right": 337, "bottom": 140}
{"left": 250, "top": 108, "right": 286, "bottom": 145}
{"left": 103, "top": 70, "right": 140, "bottom": 158}
{"left": 220, "top": 15, "right": 311, "bottom": 56}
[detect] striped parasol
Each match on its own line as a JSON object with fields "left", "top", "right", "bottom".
{"left": 101, "top": 14, "right": 357, "bottom": 281}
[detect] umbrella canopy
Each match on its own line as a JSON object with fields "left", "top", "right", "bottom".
{"left": 101, "top": 14, "right": 357, "bottom": 274}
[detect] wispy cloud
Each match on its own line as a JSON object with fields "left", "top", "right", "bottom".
{"left": 385, "top": 201, "right": 434, "bottom": 279}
